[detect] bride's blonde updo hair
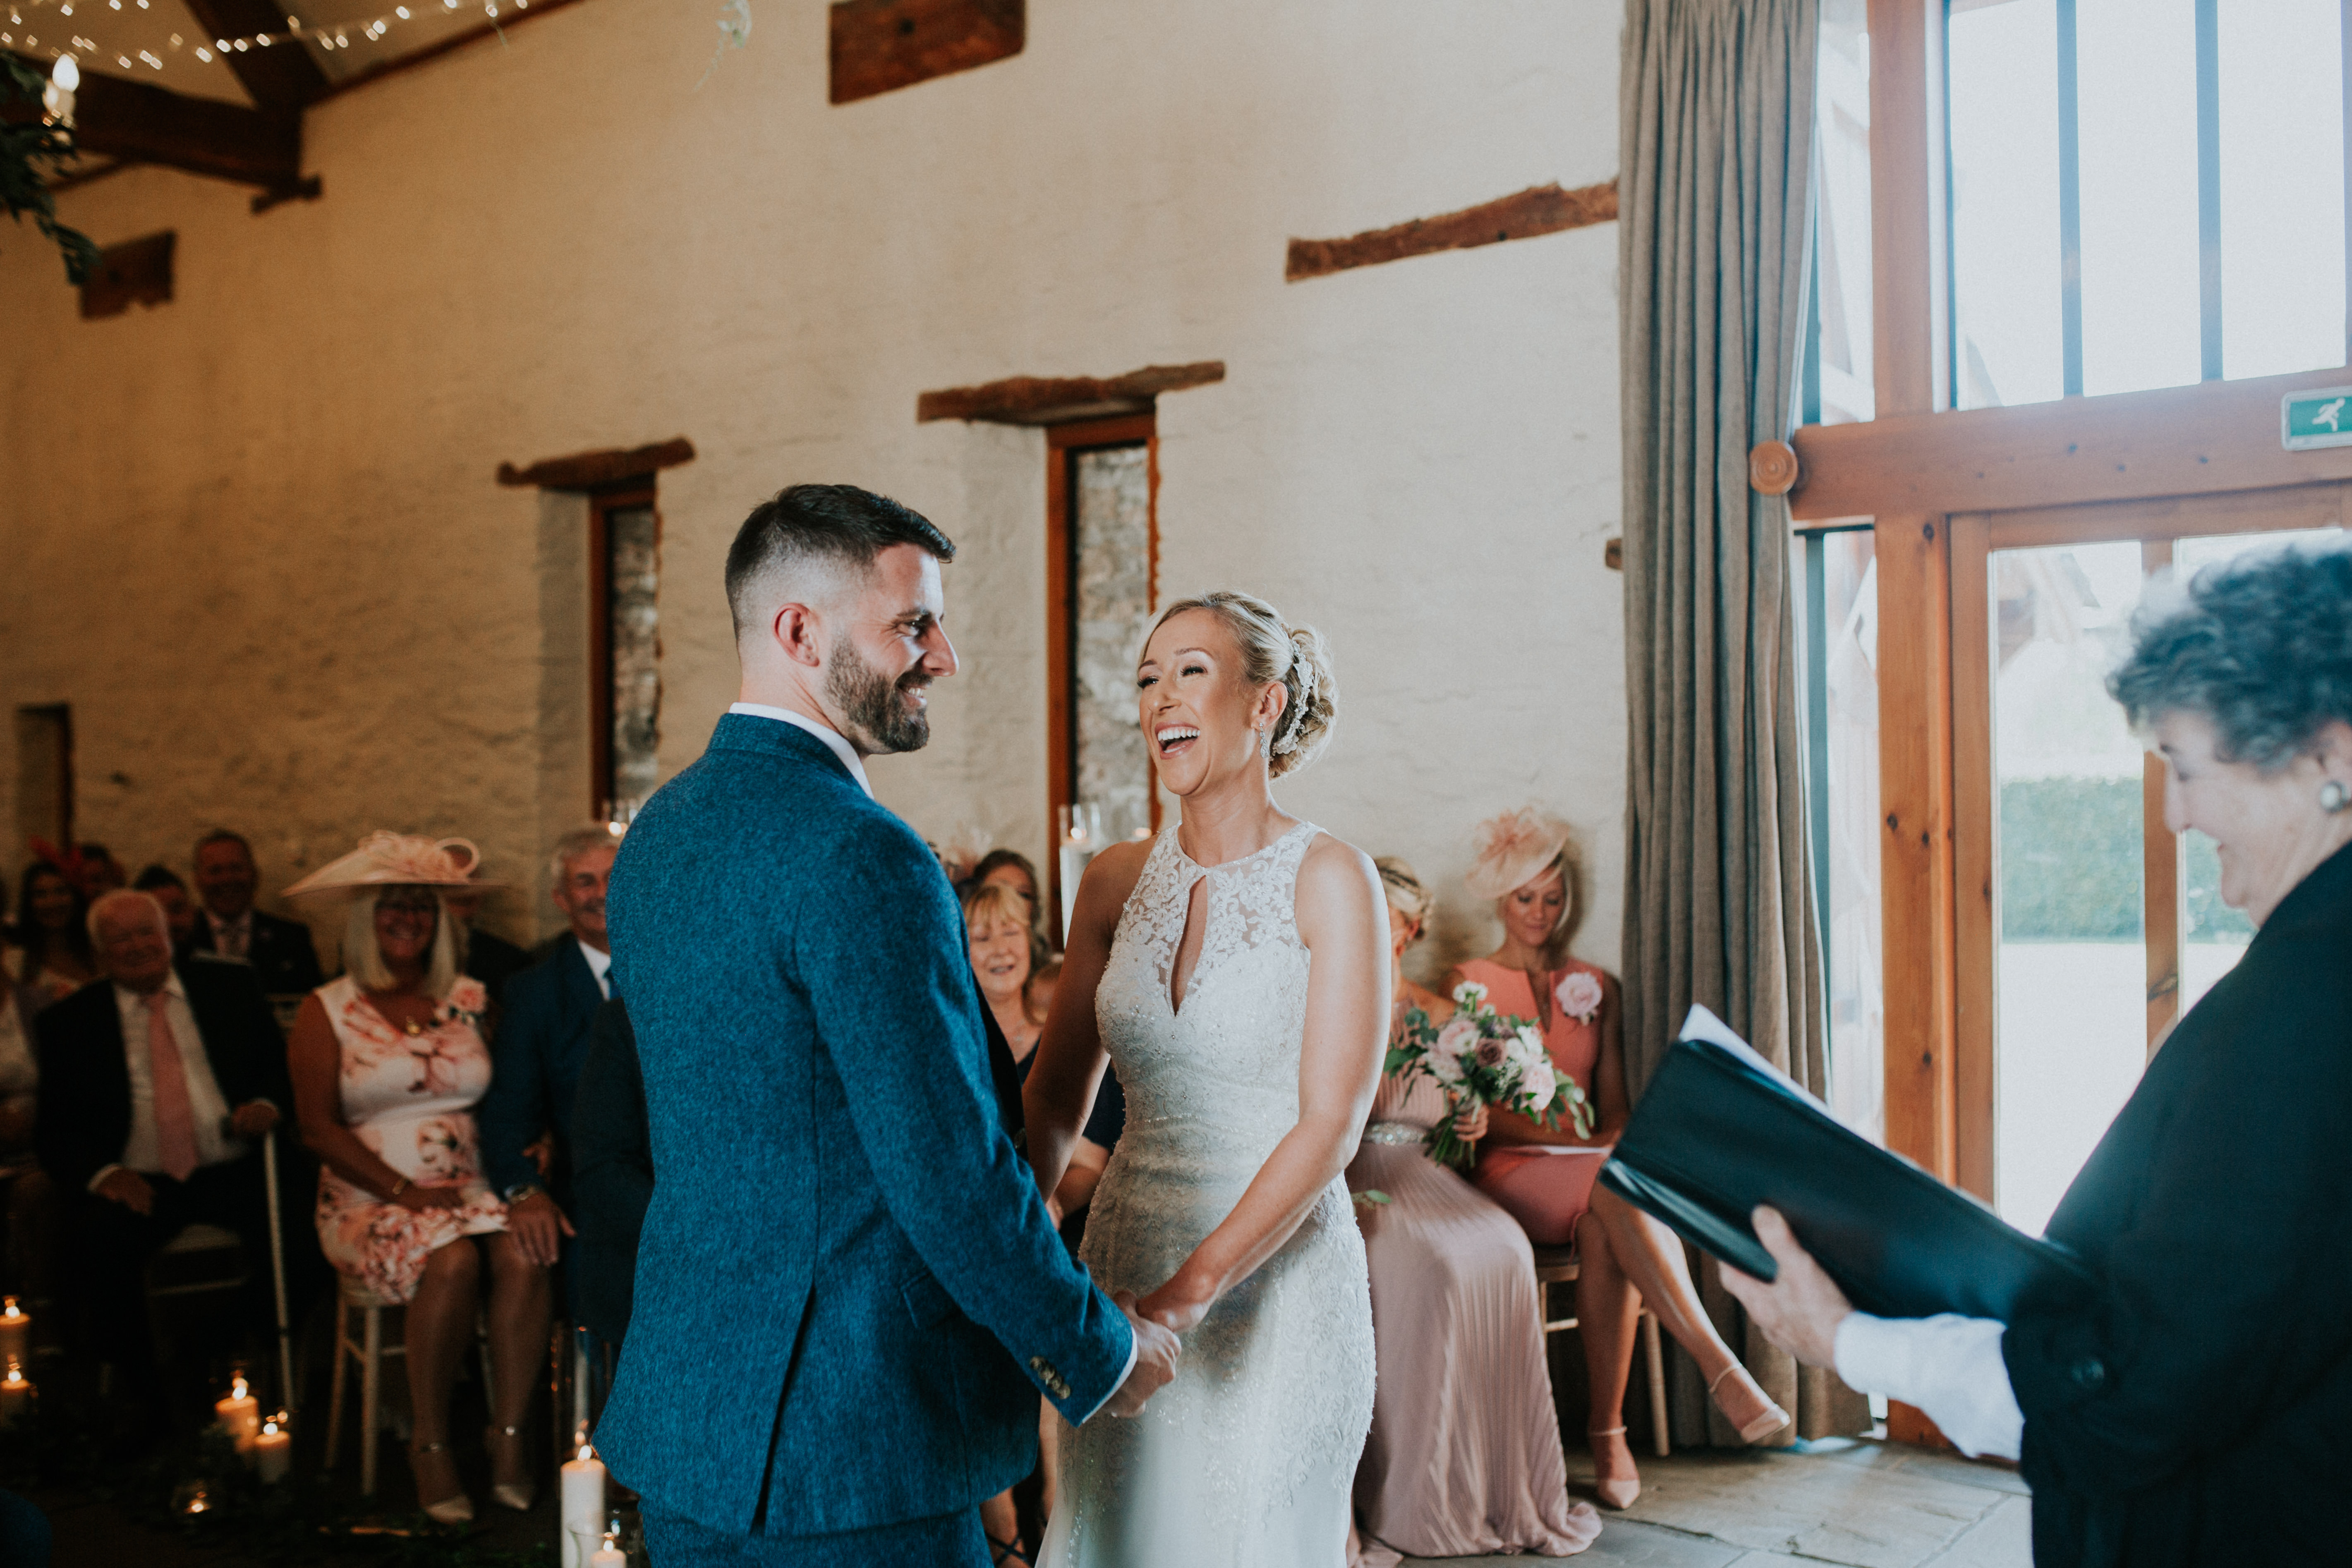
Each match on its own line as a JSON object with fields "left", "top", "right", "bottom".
{"left": 1149, "top": 589, "right": 1337, "bottom": 778}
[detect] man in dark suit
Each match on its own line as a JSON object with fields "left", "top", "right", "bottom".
{"left": 598, "top": 485, "right": 1178, "bottom": 1565}
{"left": 36, "top": 891, "right": 292, "bottom": 1401}
{"left": 477, "top": 826, "right": 622, "bottom": 1279}
{"left": 182, "top": 831, "right": 324, "bottom": 996}
{"left": 571, "top": 999, "right": 650, "bottom": 1352}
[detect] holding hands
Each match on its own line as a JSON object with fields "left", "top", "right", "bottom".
{"left": 1102, "top": 1289, "right": 1183, "bottom": 1417}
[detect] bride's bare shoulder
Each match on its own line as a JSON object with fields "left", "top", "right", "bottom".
{"left": 1294, "top": 832, "right": 1380, "bottom": 926}
{"left": 1076, "top": 836, "right": 1154, "bottom": 900}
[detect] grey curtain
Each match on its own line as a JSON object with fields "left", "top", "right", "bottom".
{"left": 1617, "top": 0, "right": 1869, "bottom": 1444}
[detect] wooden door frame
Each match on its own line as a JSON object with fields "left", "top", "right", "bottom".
{"left": 1947, "top": 484, "right": 2352, "bottom": 1199}
{"left": 1777, "top": 0, "right": 2352, "bottom": 1444}
{"left": 586, "top": 483, "right": 658, "bottom": 821}
{"left": 1042, "top": 413, "right": 1157, "bottom": 941}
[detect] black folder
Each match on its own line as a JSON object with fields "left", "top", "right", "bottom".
{"left": 1598, "top": 1011, "right": 2094, "bottom": 1321}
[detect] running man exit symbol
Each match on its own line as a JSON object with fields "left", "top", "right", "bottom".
{"left": 2281, "top": 387, "right": 2352, "bottom": 450}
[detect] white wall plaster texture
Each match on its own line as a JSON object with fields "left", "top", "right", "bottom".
{"left": 1, "top": 0, "right": 1626, "bottom": 980}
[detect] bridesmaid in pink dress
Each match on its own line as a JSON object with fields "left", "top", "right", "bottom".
{"left": 1346, "top": 859, "right": 1600, "bottom": 1565}
{"left": 1454, "top": 809, "right": 1789, "bottom": 1510}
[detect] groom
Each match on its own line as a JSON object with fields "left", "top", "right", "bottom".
{"left": 600, "top": 485, "right": 1178, "bottom": 1565}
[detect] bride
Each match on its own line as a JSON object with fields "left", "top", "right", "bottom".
{"left": 1025, "top": 590, "right": 1388, "bottom": 1568}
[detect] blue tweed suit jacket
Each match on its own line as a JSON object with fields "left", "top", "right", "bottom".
{"left": 597, "top": 714, "right": 1133, "bottom": 1537}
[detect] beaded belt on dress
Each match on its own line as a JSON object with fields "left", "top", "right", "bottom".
{"left": 1360, "top": 1121, "right": 1422, "bottom": 1146}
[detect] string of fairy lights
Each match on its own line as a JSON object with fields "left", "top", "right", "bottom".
{"left": 0, "top": 0, "right": 528, "bottom": 77}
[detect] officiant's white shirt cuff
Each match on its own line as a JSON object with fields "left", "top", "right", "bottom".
{"left": 728, "top": 704, "right": 874, "bottom": 799}
{"left": 1834, "top": 1312, "right": 2024, "bottom": 1460}
{"left": 1076, "top": 1333, "right": 1141, "bottom": 1425}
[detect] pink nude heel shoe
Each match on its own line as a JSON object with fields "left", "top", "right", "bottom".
{"left": 1588, "top": 1425, "right": 1641, "bottom": 1509}
{"left": 1710, "top": 1363, "right": 1792, "bottom": 1444}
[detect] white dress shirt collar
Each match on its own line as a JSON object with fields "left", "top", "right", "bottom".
{"left": 578, "top": 938, "right": 614, "bottom": 999}
{"left": 728, "top": 703, "right": 874, "bottom": 799}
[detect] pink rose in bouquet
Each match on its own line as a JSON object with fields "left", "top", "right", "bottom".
{"left": 1383, "top": 986, "right": 1593, "bottom": 1169}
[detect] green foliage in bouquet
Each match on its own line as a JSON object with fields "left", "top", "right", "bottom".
{"left": 1384, "top": 981, "right": 1592, "bottom": 1169}
{"left": 2, "top": 55, "right": 101, "bottom": 285}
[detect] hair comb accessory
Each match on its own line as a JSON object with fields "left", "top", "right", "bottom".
{"left": 1272, "top": 632, "right": 1318, "bottom": 756}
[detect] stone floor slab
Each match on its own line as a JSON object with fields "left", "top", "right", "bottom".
{"left": 1401, "top": 1515, "right": 1744, "bottom": 1567}
{"left": 1922, "top": 1495, "right": 2033, "bottom": 1568}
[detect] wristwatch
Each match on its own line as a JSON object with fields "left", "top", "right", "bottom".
{"left": 504, "top": 1183, "right": 545, "bottom": 1204}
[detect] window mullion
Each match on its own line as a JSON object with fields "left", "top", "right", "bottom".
{"left": 2058, "top": 0, "right": 2084, "bottom": 397}
{"left": 2196, "top": 0, "right": 2223, "bottom": 381}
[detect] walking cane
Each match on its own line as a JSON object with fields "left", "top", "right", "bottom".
{"left": 262, "top": 1128, "right": 297, "bottom": 1412}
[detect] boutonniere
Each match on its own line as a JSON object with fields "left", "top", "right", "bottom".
{"left": 1554, "top": 970, "right": 1604, "bottom": 1024}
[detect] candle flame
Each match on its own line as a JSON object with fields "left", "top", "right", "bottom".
{"left": 3, "top": 1360, "right": 23, "bottom": 1386}
{"left": 229, "top": 1374, "right": 249, "bottom": 1399}
{"left": 1, "top": 1297, "right": 19, "bottom": 1319}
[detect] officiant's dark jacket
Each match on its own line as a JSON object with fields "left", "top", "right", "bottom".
{"left": 598, "top": 714, "right": 1132, "bottom": 1538}
{"left": 180, "top": 908, "right": 324, "bottom": 997}
{"left": 33, "top": 957, "right": 292, "bottom": 1192}
{"left": 2003, "top": 841, "right": 2352, "bottom": 1566}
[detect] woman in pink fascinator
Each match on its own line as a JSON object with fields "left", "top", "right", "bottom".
{"left": 1447, "top": 808, "right": 1788, "bottom": 1510}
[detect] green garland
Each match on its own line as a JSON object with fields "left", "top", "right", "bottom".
{"left": 2, "top": 55, "right": 101, "bottom": 285}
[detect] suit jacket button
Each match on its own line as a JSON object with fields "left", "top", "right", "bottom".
{"left": 2069, "top": 1355, "right": 2106, "bottom": 1391}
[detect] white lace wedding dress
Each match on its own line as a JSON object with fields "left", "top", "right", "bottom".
{"left": 1039, "top": 820, "right": 1376, "bottom": 1568}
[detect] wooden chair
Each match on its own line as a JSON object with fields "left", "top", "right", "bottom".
{"left": 1529, "top": 1243, "right": 1670, "bottom": 1457}
{"left": 323, "top": 1274, "right": 496, "bottom": 1495}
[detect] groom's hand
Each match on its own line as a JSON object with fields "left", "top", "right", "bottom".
{"left": 1099, "top": 1290, "right": 1181, "bottom": 1418}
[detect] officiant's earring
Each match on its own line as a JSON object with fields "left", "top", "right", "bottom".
{"left": 2322, "top": 780, "right": 2350, "bottom": 813}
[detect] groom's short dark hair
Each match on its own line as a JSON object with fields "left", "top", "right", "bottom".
{"left": 726, "top": 484, "right": 957, "bottom": 638}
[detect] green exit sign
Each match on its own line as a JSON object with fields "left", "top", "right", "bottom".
{"left": 2282, "top": 386, "right": 2352, "bottom": 450}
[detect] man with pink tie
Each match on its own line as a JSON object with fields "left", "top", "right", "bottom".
{"left": 33, "top": 890, "right": 292, "bottom": 1422}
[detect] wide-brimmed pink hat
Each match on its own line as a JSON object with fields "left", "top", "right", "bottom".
{"left": 283, "top": 832, "right": 501, "bottom": 899}
{"left": 1464, "top": 807, "right": 1574, "bottom": 900}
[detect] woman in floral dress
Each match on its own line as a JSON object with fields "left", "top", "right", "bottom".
{"left": 286, "top": 834, "right": 552, "bottom": 1523}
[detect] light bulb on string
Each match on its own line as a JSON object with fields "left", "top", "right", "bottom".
{"left": 50, "top": 53, "right": 77, "bottom": 90}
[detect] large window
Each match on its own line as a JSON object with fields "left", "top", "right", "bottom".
{"left": 1947, "top": 0, "right": 2348, "bottom": 407}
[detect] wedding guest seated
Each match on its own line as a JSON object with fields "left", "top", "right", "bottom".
{"left": 284, "top": 834, "right": 549, "bottom": 1523}
{"left": 33, "top": 891, "right": 289, "bottom": 1414}
{"left": 132, "top": 866, "right": 199, "bottom": 949}
{"left": 9, "top": 864, "right": 96, "bottom": 1005}
{"left": 444, "top": 885, "right": 532, "bottom": 1002}
{"left": 969, "top": 847, "right": 1055, "bottom": 952}
{"left": 1453, "top": 809, "right": 1787, "bottom": 1508}
{"left": 0, "top": 960, "right": 57, "bottom": 1308}
{"left": 478, "top": 826, "right": 623, "bottom": 1306}
{"left": 76, "top": 845, "right": 127, "bottom": 896}
{"left": 570, "top": 999, "right": 650, "bottom": 1349}
{"left": 1346, "top": 858, "right": 1599, "bottom": 1564}
{"left": 184, "top": 830, "right": 325, "bottom": 996}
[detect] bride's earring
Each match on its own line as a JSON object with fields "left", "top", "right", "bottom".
{"left": 2322, "top": 780, "right": 2350, "bottom": 813}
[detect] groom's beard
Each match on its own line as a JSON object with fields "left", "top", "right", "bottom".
{"left": 826, "top": 637, "right": 934, "bottom": 754}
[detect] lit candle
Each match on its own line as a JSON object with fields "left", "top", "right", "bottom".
{"left": 0, "top": 1298, "right": 29, "bottom": 1367}
{"left": 213, "top": 1373, "right": 260, "bottom": 1452}
{"left": 253, "top": 1411, "right": 292, "bottom": 1483}
{"left": 590, "top": 1520, "right": 627, "bottom": 1568}
{"left": 0, "top": 1361, "right": 31, "bottom": 1431}
{"left": 559, "top": 1425, "right": 606, "bottom": 1568}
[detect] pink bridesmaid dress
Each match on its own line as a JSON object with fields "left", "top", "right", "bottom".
{"left": 1345, "top": 1066, "right": 1600, "bottom": 1565}
{"left": 1461, "top": 957, "right": 1614, "bottom": 1245}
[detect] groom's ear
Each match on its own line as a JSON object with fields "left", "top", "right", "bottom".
{"left": 773, "top": 601, "right": 826, "bottom": 669}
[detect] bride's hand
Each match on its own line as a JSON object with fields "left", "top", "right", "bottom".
{"left": 1134, "top": 1274, "right": 1214, "bottom": 1335}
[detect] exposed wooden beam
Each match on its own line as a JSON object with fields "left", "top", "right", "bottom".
{"left": 496, "top": 436, "right": 697, "bottom": 490}
{"left": 830, "top": 0, "right": 1023, "bottom": 105}
{"left": 312, "top": 0, "right": 594, "bottom": 106}
{"left": 1285, "top": 180, "right": 1619, "bottom": 282}
{"left": 8, "top": 55, "right": 299, "bottom": 189}
{"left": 180, "top": 0, "right": 331, "bottom": 110}
{"left": 1784, "top": 366, "right": 2352, "bottom": 521}
{"left": 917, "top": 361, "right": 1224, "bottom": 426}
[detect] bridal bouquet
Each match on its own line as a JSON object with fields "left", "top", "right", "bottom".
{"left": 1386, "top": 981, "right": 1593, "bottom": 1169}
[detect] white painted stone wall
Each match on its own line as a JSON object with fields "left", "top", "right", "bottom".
{"left": 0, "top": 0, "right": 1627, "bottom": 980}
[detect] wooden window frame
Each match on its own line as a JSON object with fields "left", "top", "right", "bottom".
{"left": 587, "top": 483, "right": 659, "bottom": 821}
{"left": 1777, "top": 1, "right": 2352, "bottom": 1444}
{"left": 1042, "top": 414, "right": 1158, "bottom": 940}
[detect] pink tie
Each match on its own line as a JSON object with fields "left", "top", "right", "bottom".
{"left": 144, "top": 993, "right": 201, "bottom": 1182}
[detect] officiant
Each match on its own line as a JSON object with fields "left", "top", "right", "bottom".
{"left": 1726, "top": 539, "right": 2352, "bottom": 1566}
